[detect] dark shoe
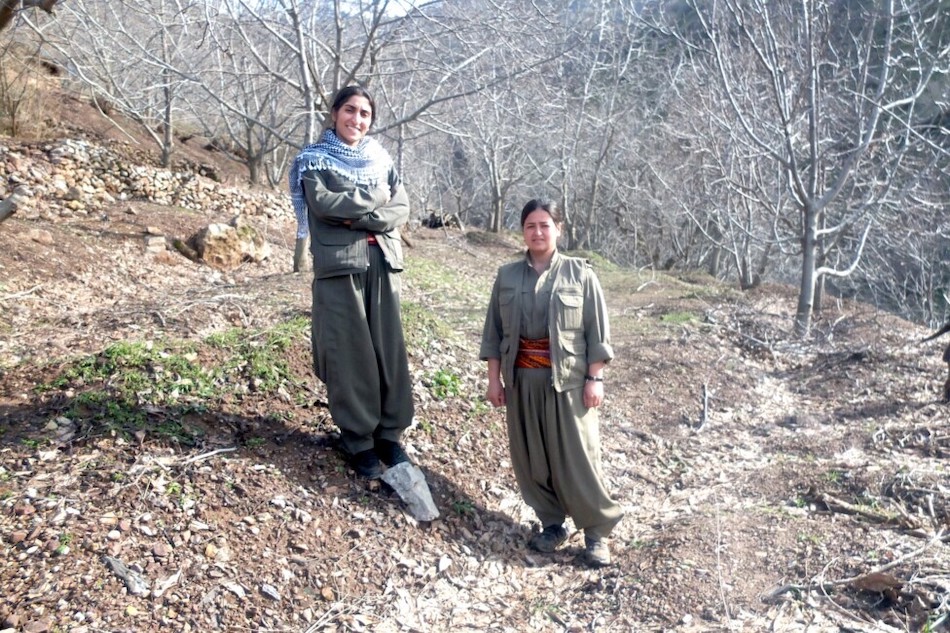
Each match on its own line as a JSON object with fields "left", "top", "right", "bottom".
{"left": 374, "top": 439, "right": 410, "bottom": 467}
{"left": 528, "top": 524, "right": 568, "bottom": 553}
{"left": 584, "top": 535, "right": 611, "bottom": 567}
{"left": 349, "top": 449, "right": 383, "bottom": 479}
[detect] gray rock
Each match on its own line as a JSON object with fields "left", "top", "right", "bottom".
{"left": 101, "top": 555, "right": 149, "bottom": 596}
{"left": 381, "top": 463, "right": 440, "bottom": 522}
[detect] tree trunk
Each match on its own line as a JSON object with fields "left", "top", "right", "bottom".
{"left": 813, "top": 272, "right": 826, "bottom": 315}
{"left": 489, "top": 180, "right": 502, "bottom": 233}
{"left": 795, "top": 205, "right": 819, "bottom": 337}
{"left": 738, "top": 255, "right": 755, "bottom": 290}
{"left": 488, "top": 155, "right": 503, "bottom": 232}
{"left": 247, "top": 156, "right": 260, "bottom": 186}
{"left": 812, "top": 214, "right": 829, "bottom": 314}
{"left": 160, "top": 70, "right": 173, "bottom": 168}
{"left": 706, "top": 248, "right": 721, "bottom": 277}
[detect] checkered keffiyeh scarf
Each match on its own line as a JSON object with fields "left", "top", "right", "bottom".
{"left": 289, "top": 129, "right": 393, "bottom": 238}
{"left": 294, "top": 128, "right": 392, "bottom": 188}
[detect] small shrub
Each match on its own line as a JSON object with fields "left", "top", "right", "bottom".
{"left": 451, "top": 499, "right": 475, "bottom": 516}
{"left": 428, "top": 369, "right": 461, "bottom": 400}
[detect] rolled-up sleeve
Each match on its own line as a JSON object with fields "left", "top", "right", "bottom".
{"left": 479, "top": 275, "right": 503, "bottom": 360}
{"left": 583, "top": 269, "right": 613, "bottom": 364}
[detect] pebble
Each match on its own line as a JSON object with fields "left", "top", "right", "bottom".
{"left": 260, "top": 584, "right": 280, "bottom": 601}
{"left": 153, "top": 543, "right": 171, "bottom": 558}
{"left": 23, "top": 618, "right": 52, "bottom": 633}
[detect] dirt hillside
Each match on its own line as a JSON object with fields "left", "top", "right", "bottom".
{"left": 0, "top": 90, "right": 948, "bottom": 633}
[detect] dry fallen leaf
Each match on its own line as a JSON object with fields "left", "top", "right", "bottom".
{"left": 850, "top": 572, "right": 904, "bottom": 593}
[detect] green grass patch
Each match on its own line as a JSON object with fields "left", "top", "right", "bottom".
{"left": 824, "top": 469, "right": 843, "bottom": 484}
{"left": 401, "top": 300, "right": 453, "bottom": 349}
{"left": 467, "top": 398, "right": 491, "bottom": 419}
{"left": 406, "top": 253, "right": 492, "bottom": 298}
{"left": 208, "top": 316, "right": 308, "bottom": 391}
{"left": 405, "top": 257, "right": 460, "bottom": 292}
{"left": 35, "top": 318, "right": 311, "bottom": 443}
{"left": 659, "top": 310, "right": 698, "bottom": 325}
{"left": 565, "top": 249, "right": 622, "bottom": 274}
{"left": 55, "top": 533, "right": 73, "bottom": 555}
{"left": 67, "top": 389, "right": 201, "bottom": 444}
{"left": 796, "top": 531, "right": 822, "bottom": 545}
{"left": 55, "top": 340, "right": 219, "bottom": 403}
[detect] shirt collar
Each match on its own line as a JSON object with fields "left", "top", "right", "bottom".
{"left": 523, "top": 250, "right": 560, "bottom": 271}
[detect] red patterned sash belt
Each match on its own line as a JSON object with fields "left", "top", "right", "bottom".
{"left": 515, "top": 337, "right": 552, "bottom": 369}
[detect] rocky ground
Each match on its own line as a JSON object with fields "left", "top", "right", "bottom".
{"left": 0, "top": 91, "right": 948, "bottom": 633}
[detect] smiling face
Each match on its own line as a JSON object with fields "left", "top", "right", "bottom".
{"left": 522, "top": 209, "right": 561, "bottom": 261}
{"left": 331, "top": 95, "right": 373, "bottom": 147}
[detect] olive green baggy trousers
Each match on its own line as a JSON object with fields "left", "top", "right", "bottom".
{"left": 311, "top": 245, "right": 413, "bottom": 455}
{"left": 507, "top": 367, "right": 623, "bottom": 539}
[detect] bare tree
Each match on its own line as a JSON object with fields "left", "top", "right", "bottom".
{"left": 39, "top": 0, "right": 205, "bottom": 167}
{"left": 834, "top": 146, "right": 950, "bottom": 325}
{"left": 182, "top": 7, "right": 300, "bottom": 185}
{"left": 656, "top": 67, "right": 789, "bottom": 288}
{"left": 652, "top": 0, "right": 950, "bottom": 335}
{"left": 550, "top": 0, "right": 644, "bottom": 251}
{"left": 377, "top": 0, "right": 574, "bottom": 228}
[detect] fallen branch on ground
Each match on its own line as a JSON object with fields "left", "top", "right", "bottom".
{"left": 762, "top": 528, "right": 945, "bottom": 603}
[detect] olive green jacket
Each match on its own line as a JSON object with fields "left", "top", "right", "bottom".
{"left": 479, "top": 252, "right": 613, "bottom": 392}
{"left": 302, "top": 167, "right": 409, "bottom": 279}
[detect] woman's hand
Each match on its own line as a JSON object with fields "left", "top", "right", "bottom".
{"left": 375, "top": 185, "right": 392, "bottom": 207}
{"left": 486, "top": 380, "right": 506, "bottom": 408}
{"left": 485, "top": 359, "right": 506, "bottom": 407}
{"left": 583, "top": 379, "right": 604, "bottom": 409}
{"left": 584, "top": 361, "right": 606, "bottom": 408}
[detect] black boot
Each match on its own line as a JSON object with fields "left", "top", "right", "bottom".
{"left": 374, "top": 438, "right": 410, "bottom": 467}
{"left": 349, "top": 449, "right": 383, "bottom": 479}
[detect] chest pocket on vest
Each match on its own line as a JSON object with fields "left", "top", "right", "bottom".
{"left": 498, "top": 289, "right": 516, "bottom": 333}
{"left": 555, "top": 291, "right": 584, "bottom": 331}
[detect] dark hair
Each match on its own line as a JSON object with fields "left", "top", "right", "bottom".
{"left": 520, "top": 199, "right": 562, "bottom": 226}
{"left": 330, "top": 85, "right": 377, "bottom": 127}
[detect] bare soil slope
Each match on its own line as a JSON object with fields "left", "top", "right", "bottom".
{"left": 0, "top": 92, "right": 948, "bottom": 633}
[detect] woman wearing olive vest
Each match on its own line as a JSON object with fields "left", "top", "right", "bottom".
{"left": 480, "top": 199, "right": 623, "bottom": 567}
{"left": 289, "top": 85, "right": 413, "bottom": 479}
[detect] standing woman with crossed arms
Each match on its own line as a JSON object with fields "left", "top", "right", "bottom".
{"left": 289, "top": 85, "right": 414, "bottom": 479}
